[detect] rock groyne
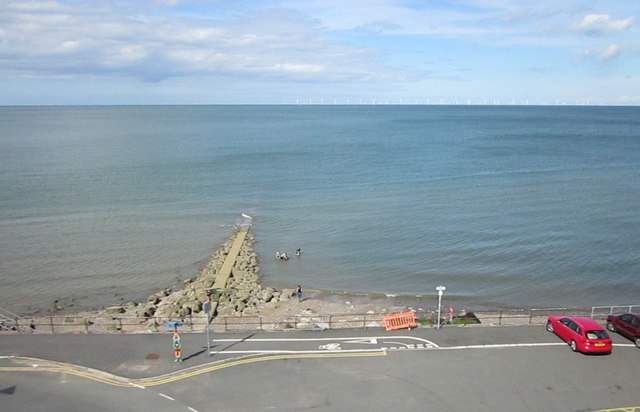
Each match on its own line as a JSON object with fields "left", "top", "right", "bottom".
{"left": 118, "top": 230, "right": 295, "bottom": 324}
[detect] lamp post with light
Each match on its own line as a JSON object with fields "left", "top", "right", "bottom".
{"left": 436, "top": 285, "right": 446, "bottom": 329}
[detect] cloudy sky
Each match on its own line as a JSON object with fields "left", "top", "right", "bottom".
{"left": 1, "top": 0, "right": 638, "bottom": 105}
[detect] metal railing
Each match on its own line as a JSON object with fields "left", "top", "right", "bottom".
{"left": 4, "top": 305, "right": 635, "bottom": 334}
{"left": 590, "top": 305, "right": 640, "bottom": 319}
{"left": 0, "top": 312, "right": 387, "bottom": 334}
{"left": 469, "top": 307, "right": 590, "bottom": 326}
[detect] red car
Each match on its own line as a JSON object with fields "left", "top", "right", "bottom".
{"left": 546, "top": 316, "right": 612, "bottom": 354}
{"left": 606, "top": 313, "right": 640, "bottom": 348}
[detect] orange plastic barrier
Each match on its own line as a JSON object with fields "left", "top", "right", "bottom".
{"left": 382, "top": 311, "right": 417, "bottom": 331}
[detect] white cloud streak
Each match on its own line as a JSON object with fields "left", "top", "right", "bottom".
{"left": 571, "top": 14, "right": 635, "bottom": 35}
{"left": 598, "top": 44, "right": 621, "bottom": 62}
{"left": 0, "top": 1, "right": 407, "bottom": 82}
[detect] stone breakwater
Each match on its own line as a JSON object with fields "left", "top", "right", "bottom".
{"left": 106, "top": 231, "right": 296, "bottom": 323}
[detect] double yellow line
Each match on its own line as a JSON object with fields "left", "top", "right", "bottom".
{"left": 0, "top": 351, "right": 387, "bottom": 388}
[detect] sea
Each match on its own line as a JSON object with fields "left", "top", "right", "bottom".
{"left": 1, "top": 105, "right": 639, "bottom": 315}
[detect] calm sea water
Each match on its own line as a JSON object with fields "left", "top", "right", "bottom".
{"left": 1, "top": 105, "right": 639, "bottom": 314}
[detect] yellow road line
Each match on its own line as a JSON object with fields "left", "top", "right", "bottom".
{"left": 0, "top": 350, "right": 387, "bottom": 388}
{"left": 139, "top": 350, "right": 387, "bottom": 386}
{"left": 0, "top": 366, "right": 132, "bottom": 387}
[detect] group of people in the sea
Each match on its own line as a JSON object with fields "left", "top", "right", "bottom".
{"left": 275, "top": 248, "right": 301, "bottom": 261}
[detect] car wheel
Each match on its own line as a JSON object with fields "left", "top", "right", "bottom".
{"left": 635, "top": 337, "right": 640, "bottom": 349}
{"left": 546, "top": 321, "right": 554, "bottom": 333}
{"left": 570, "top": 340, "right": 578, "bottom": 352}
{"left": 606, "top": 322, "right": 616, "bottom": 332}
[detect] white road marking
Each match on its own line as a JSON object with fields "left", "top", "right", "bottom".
{"left": 158, "top": 393, "right": 175, "bottom": 401}
{"left": 318, "top": 343, "right": 342, "bottom": 350}
{"left": 210, "top": 336, "right": 435, "bottom": 345}
{"left": 129, "top": 383, "right": 146, "bottom": 389}
{"left": 208, "top": 335, "right": 438, "bottom": 355}
{"left": 439, "top": 343, "right": 567, "bottom": 350}
{"left": 210, "top": 349, "right": 385, "bottom": 355}
{"left": 188, "top": 407, "right": 199, "bottom": 412}
{"left": 208, "top": 335, "right": 630, "bottom": 355}
{"left": 343, "top": 338, "right": 378, "bottom": 344}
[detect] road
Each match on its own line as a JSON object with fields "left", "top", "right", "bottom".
{"left": 1, "top": 326, "right": 638, "bottom": 412}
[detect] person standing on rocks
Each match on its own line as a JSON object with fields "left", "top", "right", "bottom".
{"left": 296, "top": 285, "right": 302, "bottom": 302}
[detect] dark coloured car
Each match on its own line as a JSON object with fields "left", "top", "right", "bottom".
{"left": 606, "top": 313, "right": 640, "bottom": 348}
{"left": 546, "top": 316, "right": 612, "bottom": 354}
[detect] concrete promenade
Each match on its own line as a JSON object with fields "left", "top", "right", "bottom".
{"left": 1, "top": 327, "right": 639, "bottom": 412}
{"left": 212, "top": 229, "right": 248, "bottom": 290}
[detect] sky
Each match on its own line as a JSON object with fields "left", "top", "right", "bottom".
{"left": 0, "top": 0, "right": 638, "bottom": 105}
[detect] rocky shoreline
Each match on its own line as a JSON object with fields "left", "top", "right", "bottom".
{"left": 95, "top": 231, "right": 304, "bottom": 324}
{"left": 4, "top": 229, "right": 568, "bottom": 334}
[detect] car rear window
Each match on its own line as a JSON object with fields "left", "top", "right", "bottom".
{"left": 586, "top": 330, "right": 609, "bottom": 340}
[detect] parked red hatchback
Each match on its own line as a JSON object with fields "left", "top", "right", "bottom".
{"left": 546, "top": 316, "right": 612, "bottom": 354}
{"left": 606, "top": 313, "right": 640, "bottom": 348}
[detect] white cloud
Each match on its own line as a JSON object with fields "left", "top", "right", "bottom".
{"left": 0, "top": 1, "right": 407, "bottom": 82}
{"left": 598, "top": 44, "right": 621, "bottom": 62}
{"left": 356, "top": 21, "right": 401, "bottom": 35}
{"left": 571, "top": 14, "right": 635, "bottom": 35}
{"left": 577, "top": 44, "right": 623, "bottom": 65}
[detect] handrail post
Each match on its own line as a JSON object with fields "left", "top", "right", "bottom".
{"left": 498, "top": 311, "right": 503, "bottom": 326}
{"left": 50, "top": 316, "right": 55, "bottom": 333}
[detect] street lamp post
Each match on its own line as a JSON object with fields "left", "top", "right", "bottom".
{"left": 436, "top": 286, "right": 446, "bottom": 329}
{"left": 203, "top": 298, "right": 212, "bottom": 356}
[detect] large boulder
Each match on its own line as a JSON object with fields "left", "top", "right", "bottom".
{"left": 184, "top": 299, "right": 203, "bottom": 314}
{"left": 137, "top": 304, "right": 156, "bottom": 318}
{"left": 280, "top": 289, "right": 295, "bottom": 300}
{"left": 105, "top": 305, "right": 125, "bottom": 315}
{"left": 155, "top": 304, "right": 180, "bottom": 319}
{"left": 261, "top": 288, "right": 275, "bottom": 302}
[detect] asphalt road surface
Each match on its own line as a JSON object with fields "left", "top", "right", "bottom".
{"left": 1, "top": 326, "right": 638, "bottom": 412}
